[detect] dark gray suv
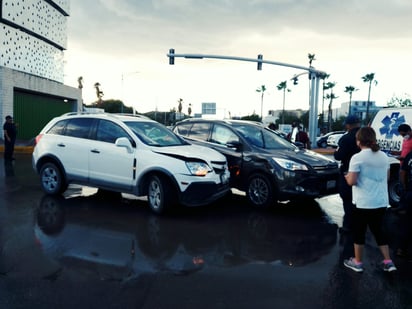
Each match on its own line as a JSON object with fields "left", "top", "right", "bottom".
{"left": 173, "top": 119, "right": 339, "bottom": 208}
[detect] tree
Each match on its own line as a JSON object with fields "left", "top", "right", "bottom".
{"left": 344, "top": 85, "right": 358, "bottom": 115}
{"left": 77, "top": 76, "right": 83, "bottom": 89}
{"left": 325, "top": 81, "right": 337, "bottom": 132}
{"left": 177, "top": 98, "right": 183, "bottom": 113}
{"left": 94, "top": 82, "right": 104, "bottom": 106}
{"left": 188, "top": 103, "right": 192, "bottom": 116}
{"left": 308, "top": 53, "right": 316, "bottom": 67}
{"left": 256, "top": 85, "right": 266, "bottom": 120}
{"left": 319, "top": 73, "right": 330, "bottom": 125}
{"left": 387, "top": 94, "right": 412, "bottom": 107}
{"left": 276, "top": 81, "right": 290, "bottom": 124}
{"left": 361, "top": 73, "right": 378, "bottom": 124}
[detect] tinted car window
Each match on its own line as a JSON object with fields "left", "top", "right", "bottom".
{"left": 233, "top": 124, "right": 295, "bottom": 150}
{"left": 47, "top": 119, "right": 68, "bottom": 135}
{"left": 125, "top": 121, "right": 184, "bottom": 146}
{"left": 211, "top": 124, "right": 239, "bottom": 145}
{"left": 65, "top": 118, "right": 93, "bottom": 139}
{"left": 187, "top": 122, "right": 211, "bottom": 141}
{"left": 173, "top": 122, "right": 192, "bottom": 136}
{"left": 96, "top": 120, "right": 130, "bottom": 143}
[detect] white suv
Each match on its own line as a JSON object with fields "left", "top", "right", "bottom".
{"left": 32, "top": 112, "right": 230, "bottom": 214}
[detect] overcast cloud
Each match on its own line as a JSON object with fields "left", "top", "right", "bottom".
{"left": 65, "top": 0, "right": 412, "bottom": 116}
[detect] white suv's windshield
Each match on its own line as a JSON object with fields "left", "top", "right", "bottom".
{"left": 125, "top": 121, "right": 186, "bottom": 146}
{"left": 233, "top": 124, "right": 296, "bottom": 150}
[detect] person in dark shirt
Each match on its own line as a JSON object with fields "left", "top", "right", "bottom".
{"left": 3, "top": 115, "right": 17, "bottom": 161}
{"left": 334, "top": 115, "right": 361, "bottom": 233}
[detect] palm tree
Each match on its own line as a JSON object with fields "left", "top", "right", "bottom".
{"left": 308, "top": 53, "right": 316, "bottom": 67}
{"left": 94, "top": 82, "right": 104, "bottom": 106}
{"left": 256, "top": 85, "right": 267, "bottom": 120}
{"left": 344, "top": 85, "right": 358, "bottom": 115}
{"left": 319, "top": 73, "right": 330, "bottom": 126}
{"left": 177, "top": 98, "right": 183, "bottom": 113}
{"left": 325, "top": 82, "right": 337, "bottom": 132}
{"left": 277, "top": 81, "right": 290, "bottom": 124}
{"left": 361, "top": 73, "right": 378, "bottom": 124}
{"left": 188, "top": 103, "right": 192, "bottom": 116}
{"left": 77, "top": 76, "right": 83, "bottom": 89}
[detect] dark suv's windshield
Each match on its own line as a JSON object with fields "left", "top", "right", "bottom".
{"left": 125, "top": 121, "right": 186, "bottom": 146}
{"left": 232, "top": 123, "right": 296, "bottom": 150}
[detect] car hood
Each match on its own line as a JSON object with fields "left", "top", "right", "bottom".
{"left": 152, "top": 144, "right": 226, "bottom": 162}
{"left": 257, "top": 147, "right": 337, "bottom": 168}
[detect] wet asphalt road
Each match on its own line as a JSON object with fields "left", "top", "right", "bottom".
{"left": 1, "top": 154, "right": 412, "bottom": 309}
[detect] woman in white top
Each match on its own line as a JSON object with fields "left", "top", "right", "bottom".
{"left": 343, "top": 126, "right": 397, "bottom": 273}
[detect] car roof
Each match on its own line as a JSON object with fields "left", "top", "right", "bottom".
{"left": 57, "top": 112, "right": 153, "bottom": 122}
{"left": 176, "top": 118, "right": 264, "bottom": 127}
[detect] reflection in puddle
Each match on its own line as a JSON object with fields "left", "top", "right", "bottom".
{"left": 34, "top": 192, "right": 338, "bottom": 282}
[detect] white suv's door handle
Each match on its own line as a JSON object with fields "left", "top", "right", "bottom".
{"left": 57, "top": 143, "right": 65, "bottom": 147}
{"left": 91, "top": 149, "right": 100, "bottom": 154}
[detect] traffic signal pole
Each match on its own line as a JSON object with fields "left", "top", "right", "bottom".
{"left": 167, "top": 49, "right": 326, "bottom": 149}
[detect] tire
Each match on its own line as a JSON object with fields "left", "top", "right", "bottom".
{"left": 147, "top": 175, "right": 175, "bottom": 214}
{"left": 320, "top": 141, "right": 327, "bottom": 148}
{"left": 388, "top": 176, "right": 402, "bottom": 207}
{"left": 246, "top": 174, "right": 274, "bottom": 208}
{"left": 39, "top": 162, "right": 67, "bottom": 195}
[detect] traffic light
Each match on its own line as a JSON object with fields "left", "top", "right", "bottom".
{"left": 257, "top": 54, "right": 263, "bottom": 70}
{"left": 169, "top": 48, "right": 175, "bottom": 65}
{"left": 292, "top": 77, "right": 298, "bottom": 85}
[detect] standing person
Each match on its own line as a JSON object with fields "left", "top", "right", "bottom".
{"left": 390, "top": 124, "right": 412, "bottom": 213}
{"left": 334, "top": 115, "right": 361, "bottom": 233}
{"left": 390, "top": 124, "right": 412, "bottom": 165}
{"left": 295, "top": 124, "right": 311, "bottom": 149}
{"left": 287, "top": 121, "right": 299, "bottom": 142}
{"left": 395, "top": 149, "right": 412, "bottom": 256}
{"left": 3, "top": 115, "right": 17, "bottom": 161}
{"left": 343, "top": 127, "right": 396, "bottom": 273}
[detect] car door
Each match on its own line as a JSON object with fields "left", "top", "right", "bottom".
{"left": 197, "top": 123, "right": 244, "bottom": 187}
{"left": 88, "top": 120, "right": 136, "bottom": 191}
{"left": 51, "top": 118, "right": 93, "bottom": 182}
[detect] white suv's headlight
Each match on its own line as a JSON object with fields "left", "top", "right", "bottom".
{"left": 186, "top": 162, "right": 212, "bottom": 176}
{"left": 273, "top": 158, "right": 309, "bottom": 171}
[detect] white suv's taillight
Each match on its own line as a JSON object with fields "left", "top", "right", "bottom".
{"left": 34, "top": 134, "right": 43, "bottom": 146}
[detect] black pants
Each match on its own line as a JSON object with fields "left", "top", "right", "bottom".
{"left": 4, "top": 138, "right": 15, "bottom": 161}
{"left": 338, "top": 173, "right": 355, "bottom": 230}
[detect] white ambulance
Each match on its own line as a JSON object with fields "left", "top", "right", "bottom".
{"left": 369, "top": 107, "right": 412, "bottom": 206}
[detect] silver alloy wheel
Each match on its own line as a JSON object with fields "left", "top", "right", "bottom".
{"left": 247, "top": 174, "right": 273, "bottom": 208}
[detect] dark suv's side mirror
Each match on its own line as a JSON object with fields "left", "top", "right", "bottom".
{"left": 226, "top": 140, "right": 243, "bottom": 151}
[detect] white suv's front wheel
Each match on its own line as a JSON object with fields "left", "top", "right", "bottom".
{"left": 147, "top": 175, "right": 174, "bottom": 214}
{"left": 39, "top": 162, "right": 66, "bottom": 195}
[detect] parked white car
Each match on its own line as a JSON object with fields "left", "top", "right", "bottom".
{"left": 32, "top": 112, "right": 230, "bottom": 214}
{"left": 327, "top": 132, "right": 346, "bottom": 148}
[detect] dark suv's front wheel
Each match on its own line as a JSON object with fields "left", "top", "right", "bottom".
{"left": 39, "top": 162, "right": 67, "bottom": 195}
{"left": 246, "top": 174, "right": 274, "bottom": 208}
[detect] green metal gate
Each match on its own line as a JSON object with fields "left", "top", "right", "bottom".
{"left": 14, "top": 91, "right": 74, "bottom": 140}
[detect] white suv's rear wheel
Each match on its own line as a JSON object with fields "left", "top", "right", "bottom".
{"left": 147, "top": 175, "right": 173, "bottom": 214}
{"left": 40, "top": 162, "right": 66, "bottom": 195}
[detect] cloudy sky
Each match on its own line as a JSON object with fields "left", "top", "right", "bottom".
{"left": 64, "top": 0, "right": 412, "bottom": 118}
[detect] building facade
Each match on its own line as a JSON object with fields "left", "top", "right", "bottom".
{"left": 0, "top": 0, "right": 81, "bottom": 140}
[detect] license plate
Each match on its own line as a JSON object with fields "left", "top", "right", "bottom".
{"left": 327, "top": 180, "right": 336, "bottom": 189}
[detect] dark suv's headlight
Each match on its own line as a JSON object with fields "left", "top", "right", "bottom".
{"left": 272, "top": 158, "right": 309, "bottom": 171}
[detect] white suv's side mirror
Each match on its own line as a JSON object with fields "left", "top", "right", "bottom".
{"left": 115, "top": 137, "right": 133, "bottom": 153}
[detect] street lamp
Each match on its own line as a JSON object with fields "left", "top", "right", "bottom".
{"left": 121, "top": 71, "right": 139, "bottom": 114}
